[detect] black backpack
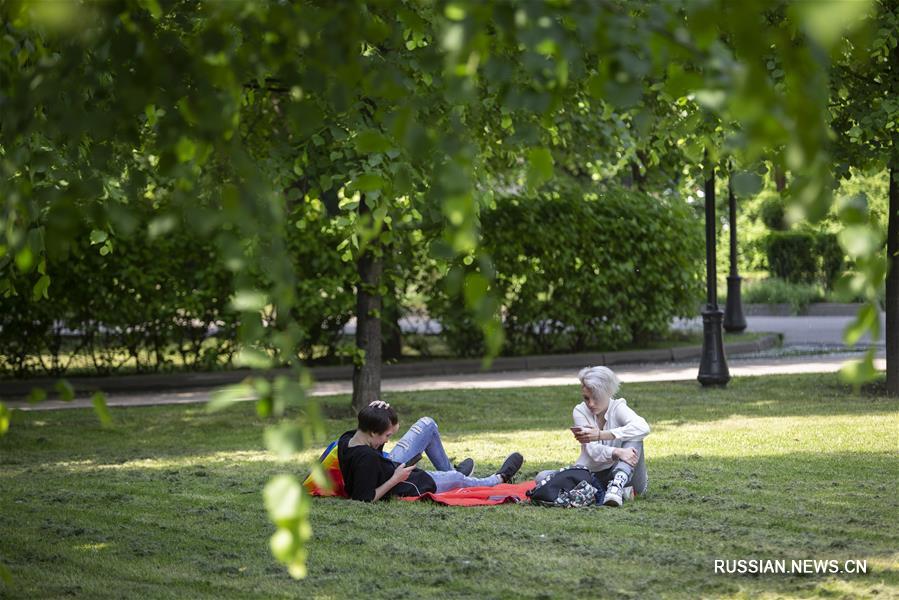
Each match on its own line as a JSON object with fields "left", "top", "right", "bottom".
{"left": 526, "top": 466, "right": 601, "bottom": 507}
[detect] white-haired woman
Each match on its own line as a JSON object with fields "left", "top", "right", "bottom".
{"left": 539, "top": 366, "right": 650, "bottom": 506}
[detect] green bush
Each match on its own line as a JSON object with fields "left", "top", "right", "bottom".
{"left": 742, "top": 277, "right": 823, "bottom": 312}
{"left": 286, "top": 202, "right": 357, "bottom": 362}
{"left": 428, "top": 182, "right": 705, "bottom": 356}
{"left": 816, "top": 232, "right": 844, "bottom": 289}
{"left": 0, "top": 200, "right": 360, "bottom": 377}
{"left": 0, "top": 218, "right": 240, "bottom": 377}
{"left": 764, "top": 230, "right": 845, "bottom": 290}
{"left": 765, "top": 231, "right": 818, "bottom": 283}
{"left": 759, "top": 195, "right": 787, "bottom": 231}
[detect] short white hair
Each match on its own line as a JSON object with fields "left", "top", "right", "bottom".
{"left": 578, "top": 366, "right": 620, "bottom": 400}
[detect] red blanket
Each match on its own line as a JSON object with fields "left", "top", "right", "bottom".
{"left": 396, "top": 481, "right": 536, "bottom": 506}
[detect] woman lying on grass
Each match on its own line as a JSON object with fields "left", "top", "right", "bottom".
{"left": 538, "top": 366, "right": 650, "bottom": 507}
{"left": 338, "top": 400, "right": 524, "bottom": 502}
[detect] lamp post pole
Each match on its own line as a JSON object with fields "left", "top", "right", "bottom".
{"left": 724, "top": 175, "right": 747, "bottom": 333}
{"left": 698, "top": 157, "right": 731, "bottom": 387}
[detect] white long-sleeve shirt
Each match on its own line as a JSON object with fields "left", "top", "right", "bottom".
{"left": 573, "top": 398, "right": 650, "bottom": 472}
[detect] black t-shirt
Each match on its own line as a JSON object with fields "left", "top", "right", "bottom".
{"left": 337, "top": 430, "right": 436, "bottom": 501}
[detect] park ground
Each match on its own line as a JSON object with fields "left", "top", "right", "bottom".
{"left": 1, "top": 372, "right": 897, "bottom": 599}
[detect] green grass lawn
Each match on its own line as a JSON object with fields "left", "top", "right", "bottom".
{"left": 1, "top": 373, "right": 897, "bottom": 599}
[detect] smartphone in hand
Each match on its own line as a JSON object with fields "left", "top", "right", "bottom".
{"left": 402, "top": 453, "right": 423, "bottom": 467}
{"left": 570, "top": 426, "right": 582, "bottom": 434}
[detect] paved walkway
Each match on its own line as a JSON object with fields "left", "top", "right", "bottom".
{"left": 4, "top": 313, "right": 887, "bottom": 412}
{"left": 9, "top": 350, "right": 883, "bottom": 412}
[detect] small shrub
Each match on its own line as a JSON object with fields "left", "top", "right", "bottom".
{"left": 765, "top": 231, "right": 817, "bottom": 283}
{"left": 816, "top": 232, "right": 844, "bottom": 290}
{"left": 742, "top": 277, "right": 823, "bottom": 312}
{"left": 759, "top": 195, "right": 787, "bottom": 231}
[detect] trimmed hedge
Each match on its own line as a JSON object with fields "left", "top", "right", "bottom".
{"left": 765, "top": 231, "right": 818, "bottom": 284}
{"left": 428, "top": 183, "right": 705, "bottom": 356}
{"left": 765, "top": 230, "right": 843, "bottom": 288}
{"left": 0, "top": 202, "right": 357, "bottom": 377}
{"left": 0, "top": 222, "right": 238, "bottom": 377}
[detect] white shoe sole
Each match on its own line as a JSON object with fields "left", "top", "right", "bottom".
{"left": 603, "top": 493, "right": 623, "bottom": 507}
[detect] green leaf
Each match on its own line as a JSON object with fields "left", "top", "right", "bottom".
{"left": 0, "top": 560, "right": 11, "bottom": 584}
{"left": 91, "top": 391, "right": 112, "bottom": 427}
{"left": 665, "top": 64, "right": 704, "bottom": 99}
{"left": 207, "top": 382, "right": 254, "bottom": 413}
{"left": 27, "top": 387, "right": 47, "bottom": 404}
{"left": 839, "top": 349, "right": 878, "bottom": 384}
{"left": 175, "top": 136, "right": 196, "bottom": 162}
{"left": 0, "top": 403, "right": 10, "bottom": 436}
{"left": 445, "top": 3, "right": 466, "bottom": 20}
{"left": 263, "top": 474, "right": 306, "bottom": 527}
{"left": 264, "top": 422, "right": 304, "bottom": 458}
{"left": 731, "top": 171, "right": 763, "bottom": 197}
{"left": 463, "top": 272, "right": 489, "bottom": 307}
{"left": 694, "top": 89, "right": 726, "bottom": 110}
{"left": 54, "top": 379, "right": 74, "bottom": 402}
{"left": 230, "top": 290, "right": 268, "bottom": 311}
{"left": 603, "top": 79, "right": 643, "bottom": 109}
{"left": 354, "top": 130, "right": 391, "bottom": 154}
{"left": 89, "top": 229, "right": 108, "bottom": 245}
{"left": 352, "top": 174, "right": 386, "bottom": 192}
{"left": 844, "top": 303, "right": 879, "bottom": 346}
{"left": 15, "top": 246, "right": 33, "bottom": 273}
{"left": 527, "top": 147, "right": 554, "bottom": 189}
{"left": 795, "top": 0, "right": 874, "bottom": 48}
{"left": 138, "top": 0, "right": 162, "bottom": 19}
{"left": 145, "top": 104, "right": 158, "bottom": 126}
{"left": 270, "top": 528, "right": 300, "bottom": 563}
{"left": 235, "top": 347, "right": 273, "bottom": 369}
{"left": 838, "top": 226, "right": 882, "bottom": 259}
{"left": 32, "top": 274, "right": 50, "bottom": 301}
{"left": 835, "top": 193, "right": 868, "bottom": 225}
{"left": 270, "top": 381, "right": 303, "bottom": 420}
{"left": 305, "top": 463, "right": 333, "bottom": 493}
{"left": 148, "top": 214, "right": 177, "bottom": 238}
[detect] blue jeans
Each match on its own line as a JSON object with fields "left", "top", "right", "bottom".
{"left": 387, "top": 417, "right": 501, "bottom": 493}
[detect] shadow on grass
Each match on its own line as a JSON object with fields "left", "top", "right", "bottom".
{"left": 1, "top": 449, "right": 895, "bottom": 599}
{"left": 298, "top": 451, "right": 899, "bottom": 598}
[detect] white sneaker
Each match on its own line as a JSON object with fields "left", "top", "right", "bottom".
{"left": 603, "top": 483, "right": 623, "bottom": 507}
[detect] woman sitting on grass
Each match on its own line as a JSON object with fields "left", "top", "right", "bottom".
{"left": 538, "top": 366, "right": 650, "bottom": 507}
{"left": 338, "top": 400, "right": 524, "bottom": 502}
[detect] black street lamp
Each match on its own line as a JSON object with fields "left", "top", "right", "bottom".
{"left": 698, "top": 158, "right": 731, "bottom": 387}
{"left": 724, "top": 176, "right": 747, "bottom": 333}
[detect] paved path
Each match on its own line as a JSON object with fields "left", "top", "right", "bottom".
{"left": 673, "top": 313, "right": 885, "bottom": 347}
{"left": 745, "top": 315, "right": 884, "bottom": 347}
{"left": 9, "top": 350, "right": 883, "bottom": 412}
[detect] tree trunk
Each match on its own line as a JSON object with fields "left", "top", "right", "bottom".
{"left": 351, "top": 202, "right": 383, "bottom": 412}
{"left": 381, "top": 274, "right": 403, "bottom": 361}
{"left": 774, "top": 166, "right": 786, "bottom": 193}
{"left": 886, "top": 162, "right": 899, "bottom": 395}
